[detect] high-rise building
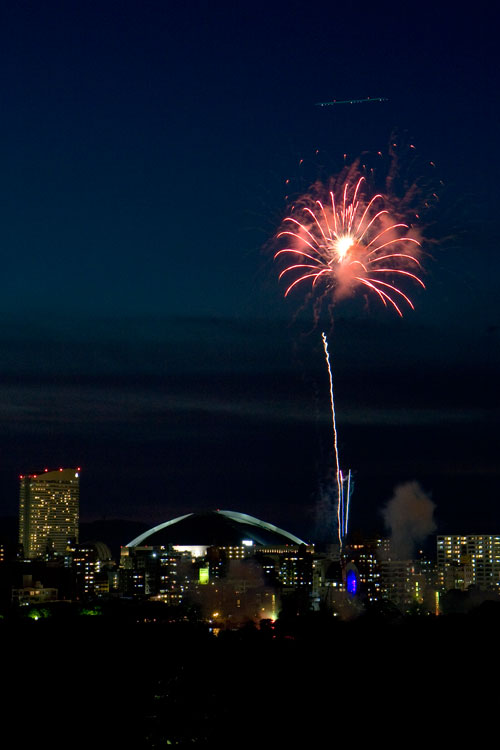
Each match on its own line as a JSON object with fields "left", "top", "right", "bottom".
{"left": 19, "top": 468, "right": 80, "bottom": 558}
{"left": 379, "top": 559, "right": 431, "bottom": 611}
{"left": 437, "top": 535, "right": 500, "bottom": 591}
{"left": 344, "top": 539, "right": 385, "bottom": 602}
{"left": 66, "top": 540, "right": 113, "bottom": 598}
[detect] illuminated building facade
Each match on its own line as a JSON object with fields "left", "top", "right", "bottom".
{"left": 206, "top": 542, "right": 256, "bottom": 579}
{"left": 437, "top": 535, "right": 500, "bottom": 591}
{"left": 19, "top": 468, "right": 80, "bottom": 558}
{"left": 119, "top": 545, "right": 190, "bottom": 604}
{"left": 379, "top": 559, "right": 429, "bottom": 611}
{"left": 311, "top": 552, "right": 344, "bottom": 611}
{"left": 11, "top": 575, "right": 58, "bottom": 606}
{"left": 255, "top": 545, "right": 314, "bottom": 591}
{"left": 344, "top": 539, "right": 384, "bottom": 602}
{"left": 66, "top": 541, "right": 113, "bottom": 598}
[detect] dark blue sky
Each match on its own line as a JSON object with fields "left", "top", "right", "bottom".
{"left": 0, "top": 2, "right": 498, "bottom": 539}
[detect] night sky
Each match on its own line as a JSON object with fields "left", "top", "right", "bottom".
{"left": 0, "top": 2, "right": 498, "bottom": 540}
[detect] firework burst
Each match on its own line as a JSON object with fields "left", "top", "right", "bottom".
{"left": 275, "top": 174, "right": 425, "bottom": 316}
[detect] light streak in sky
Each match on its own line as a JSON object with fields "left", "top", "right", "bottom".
{"left": 315, "top": 97, "right": 388, "bottom": 106}
{"left": 344, "top": 469, "right": 352, "bottom": 538}
{"left": 322, "top": 332, "right": 352, "bottom": 545}
{"left": 275, "top": 176, "right": 425, "bottom": 316}
{"left": 275, "top": 159, "right": 430, "bottom": 549}
{"left": 321, "top": 332, "right": 342, "bottom": 545}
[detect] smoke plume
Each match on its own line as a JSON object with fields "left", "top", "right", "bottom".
{"left": 314, "top": 478, "right": 337, "bottom": 545}
{"left": 382, "top": 481, "right": 436, "bottom": 559}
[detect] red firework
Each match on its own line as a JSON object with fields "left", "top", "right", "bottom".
{"left": 275, "top": 176, "right": 425, "bottom": 316}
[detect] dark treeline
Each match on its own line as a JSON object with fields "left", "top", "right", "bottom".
{"left": 4, "top": 601, "right": 500, "bottom": 746}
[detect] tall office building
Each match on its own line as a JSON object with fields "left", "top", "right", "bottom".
{"left": 19, "top": 468, "right": 80, "bottom": 558}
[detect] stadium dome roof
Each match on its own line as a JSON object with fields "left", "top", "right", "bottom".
{"left": 86, "top": 541, "right": 112, "bottom": 561}
{"left": 126, "top": 510, "right": 306, "bottom": 548}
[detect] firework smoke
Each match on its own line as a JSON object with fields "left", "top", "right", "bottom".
{"left": 314, "top": 479, "right": 337, "bottom": 544}
{"left": 382, "top": 481, "right": 436, "bottom": 560}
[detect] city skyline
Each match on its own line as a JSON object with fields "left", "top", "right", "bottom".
{"left": 0, "top": 4, "right": 498, "bottom": 540}
{"left": 1, "top": 5, "right": 498, "bottom": 746}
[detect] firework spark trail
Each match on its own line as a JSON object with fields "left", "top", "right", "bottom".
{"left": 275, "top": 176, "right": 425, "bottom": 315}
{"left": 322, "top": 333, "right": 353, "bottom": 544}
{"left": 275, "top": 162, "right": 429, "bottom": 549}
{"left": 339, "top": 470, "right": 345, "bottom": 538}
{"left": 321, "top": 332, "right": 343, "bottom": 547}
{"left": 344, "top": 469, "right": 352, "bottom": 537}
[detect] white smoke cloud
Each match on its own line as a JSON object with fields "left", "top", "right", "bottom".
{"left": 382, "top": 481, "right": 436, "bottom": 559}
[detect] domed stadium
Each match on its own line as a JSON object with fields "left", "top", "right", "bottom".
{"left": 126, "top": 510, "right": 307, "bottom": 550}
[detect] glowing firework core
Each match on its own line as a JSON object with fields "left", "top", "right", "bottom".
{"left": 332, "top": 234, "right": 354, "bottom": 261}
{"left": 275, "top": 176, "right": 425, "bottom": 316}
